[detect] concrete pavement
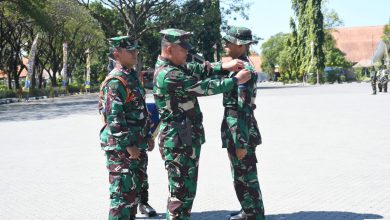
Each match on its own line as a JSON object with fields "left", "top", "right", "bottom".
{"left": 0, "top": 82, "right": 389, "bottom": 220}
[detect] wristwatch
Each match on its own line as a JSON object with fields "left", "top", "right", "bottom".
{"left": 232, "top": 76, "right": 238, "bottom": 84}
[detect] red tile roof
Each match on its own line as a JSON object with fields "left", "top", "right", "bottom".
{"left": 331, "top": 25, "right": 385, "bottom": 63}
{"left": 0, "top": 58, "right": 29, "bottom": 79}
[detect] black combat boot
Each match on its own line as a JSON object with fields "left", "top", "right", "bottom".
{"left": 139, "top": 202, "right": 157, "bottom": 217}
{"left": 130, "top": 215, "right": 136, "bottom": 220}
{"left": 230, "top": 209, "right": 242, "bottom": 216}
{"left": 230, "top": 210, "right": 247, "bottom": 220}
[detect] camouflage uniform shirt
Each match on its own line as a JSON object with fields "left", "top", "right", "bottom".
{"left": 99, "top": 66, "right": 150, "bottom": 153}
{"left": 153, "top": 56, "right": 236, "bottom": 150}
{"left": 221, "top": 56, "right": 261, "bottom": 149}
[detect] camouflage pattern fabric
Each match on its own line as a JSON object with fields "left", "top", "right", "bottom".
{"left": 220, "top": 56, "right": 265, "bottom": 220}
{"left": 163, "top": 144, "right": 201, "bottom": 220}
{"left": 138, "top": 150, "right": 150, "bottom": 204}
{"left": 106, "top": 151, "right": 140, "bottom": 220}
{"left": 227, "top": 147, "right": 265, "bottom": 220}
{"left": 370, "top": 70, "right": 377, "bottom": 93}
{"left": 99, "top": 66, "right": 151, "bottom": 219}
{"left": 378, "top": 69, "right": 389, "bottom": 92}
{"left": 153, "top": 55, "right": 236, "bottom": 219}
{"left": 159, "top": 28, "right": 192, "bottom": 50}
{"left": 108, "top": 36, "right": 140, "bottom": 51}
{"left": 223, "top": 26, "right": 258, "bottom": 45}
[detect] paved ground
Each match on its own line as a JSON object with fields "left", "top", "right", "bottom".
{"left": 0, "top": 82, "right": 389, "bottom": 220}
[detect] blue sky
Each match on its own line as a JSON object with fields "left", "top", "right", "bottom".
{"left": 227, "top": 0, "right": 390, "bottom": 51}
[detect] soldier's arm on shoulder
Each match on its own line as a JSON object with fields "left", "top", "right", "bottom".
{"left": 163, "top": 69, "right": 198, "bottom": 91}
{"left": 186, "top": 61, "right": 223, "bottom": 79}
{"left": 163, "top": 68, "right": 236, "bottom": 96}
{"left": 186, "top": 75, "right": 236, "bottom": 96}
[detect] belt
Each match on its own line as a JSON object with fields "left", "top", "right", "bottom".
{"left": 225, "top": 108, "right": 238, "bottom": 117}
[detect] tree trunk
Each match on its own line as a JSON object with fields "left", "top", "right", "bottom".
{"left": 7, "top": 71, "right": 12, "bottom": 89}
{"left": 31, "top": 67, "right": 37, "bottom": 89}
{"left": 51, "top": 69, "right": 58, "bottom": 87}
{"left": 10, "top": 56, "right": 20, "bottom": 89}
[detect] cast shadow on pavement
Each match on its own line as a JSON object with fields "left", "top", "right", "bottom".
{"left": 136, "top": 212, "right": 165, "bottom": 219}
{"left": 266, "top": 211, "right": 383, "bottom": 220}
{"left": 0, "top": 99, "right": 97, "bottom": 122}
{"left": 136, "top": 211, "right": 234, "bottom": 219}
{"left": 134, "top": 211, "right": 383, "bottom": 220}
{"left": 257, "top": 85, "right": 304, "bottom": 90}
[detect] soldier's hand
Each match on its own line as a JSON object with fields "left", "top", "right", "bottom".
{"left": 147, "top": 138, "right": 155, "bottom": 151}
{"left": 235, "top": 69, "right": 251, "bottom": 84}
{"left": 126, "top": 146, "right": 140, "bottom": 160}
{"left": 236, "top": 148, "right": 247, "bottom": 160}
{"left": 222, "top": 59, "right": 244, "bottom": 72}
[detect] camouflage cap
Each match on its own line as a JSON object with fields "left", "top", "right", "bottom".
{"left": 160, "top": 28, "right": 192, "bottom": 50}
{"left": 223, "top": 26, "right": 258, "bottom": 45}
{"left": 108, "top": 36, "right": 140, "bottom": 51}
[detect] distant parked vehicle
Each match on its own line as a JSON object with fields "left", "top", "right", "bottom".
{"left": 257, "top": 72, "right": 269, "bottom": 82}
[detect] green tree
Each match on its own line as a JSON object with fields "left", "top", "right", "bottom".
{"left": 323, "top": 32, "right": 350, "bottom": 68}
{"left": 79, "top": 0, "right": 176, "bottom": 40}
{"left": 321, "top": 4, "right": 350, "bottom": 69}
{"left": 278, "top": 18, "right": 300, "bottom": 82}
{"left": 38, "top": 0, "right": 104, "bottom": 87}
{"left": 383, "top": 19, "right": 390, "bottom": 66}
{"left": 260, "top": 33, "right": 286, "bottom": 76}
{"left": 0, "top": 1, "right": 34, "bottom": 89}
{"left": 291, "top": 0, "right": 325, "bottom": 84}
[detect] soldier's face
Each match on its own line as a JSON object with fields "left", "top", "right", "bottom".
{"left": 224, "top": 41, "right": 244, "bottom": 58}
{"left": 169, "top": 44, "right": 188, "bottom": 65}
{"left": 115, "top": 48, "right": 138, "bottom": 68}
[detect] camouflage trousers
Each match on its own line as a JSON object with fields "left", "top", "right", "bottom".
{"left": 105, "top": 150, "right": 145, "bottom": 220}
{"left": 227, "top": 146, "right": 265, "bottom": 220}
{"left": 378, "top": 81, "right": 388, "bottom": 92}
{"left": 138, "top": 150, "right": 149, "bottom": 204}
{"left": 371, "top": 78, "right": 377, "bottom": 93}
{"left": 162, "top": 144, "right": 201, "bottom": 220}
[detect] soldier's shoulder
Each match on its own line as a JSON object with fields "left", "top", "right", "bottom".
{"left": 105, "top": 79, "right": 125, "bottom": 91}
{"left": 157, "top": 65, "right": 183, "bottom": 77}
{"left": 104, "top": 71, "right": 126, "bottom": 90}
{"left": 108, "top": 68, "right": 127, "bottom": 77}
{"left": 243, "top": 61, "right": 255, "bottom": 71}
{"left": 244, "top": 62, "right": 257, "bottom": 78}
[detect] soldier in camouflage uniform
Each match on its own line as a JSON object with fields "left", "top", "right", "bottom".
{"left": 221, "top": 27, "right": 265, "bottom": 220}
{"left": 378, "top": 65, "right": 389, "bottom": 93}
{"left": 99, "top": 36, "right": 155, "bottom": 220}
{"left": 370, "top": 66, "right": 377, "bottom": 95}
{"left": 153, "top": 28, "right": 252, "bottom": 220}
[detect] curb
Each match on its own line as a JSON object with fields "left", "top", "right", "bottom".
{"left": 0, "top": 96, "right": 48, "bottom": 105}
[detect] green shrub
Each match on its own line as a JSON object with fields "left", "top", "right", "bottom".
{"left": 308, "top": 72, "right": 325, "bottom": 84}
{"left": 68, "top": 83, "right": 82, "bottom": 93}
{"left": 0, "top": 85, "right": 8, "bottom": 91}
{"left": 354, "top": 70, "right": 363, "bottom": 82}
{"left": 0, "top": 89, "right": 17, "bottom": 99}
{"left": 324, "top": 70, "right": 337, "bottom": 83}
{"left": 339, "top": 75, "right": 346, "bottom": 83}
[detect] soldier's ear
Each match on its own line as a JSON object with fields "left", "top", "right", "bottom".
{"left": 165, "top": 44, "right": 174, "bottom": 56}
{"left": 112, "top": 48, "right": 120, "bottom": 60}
